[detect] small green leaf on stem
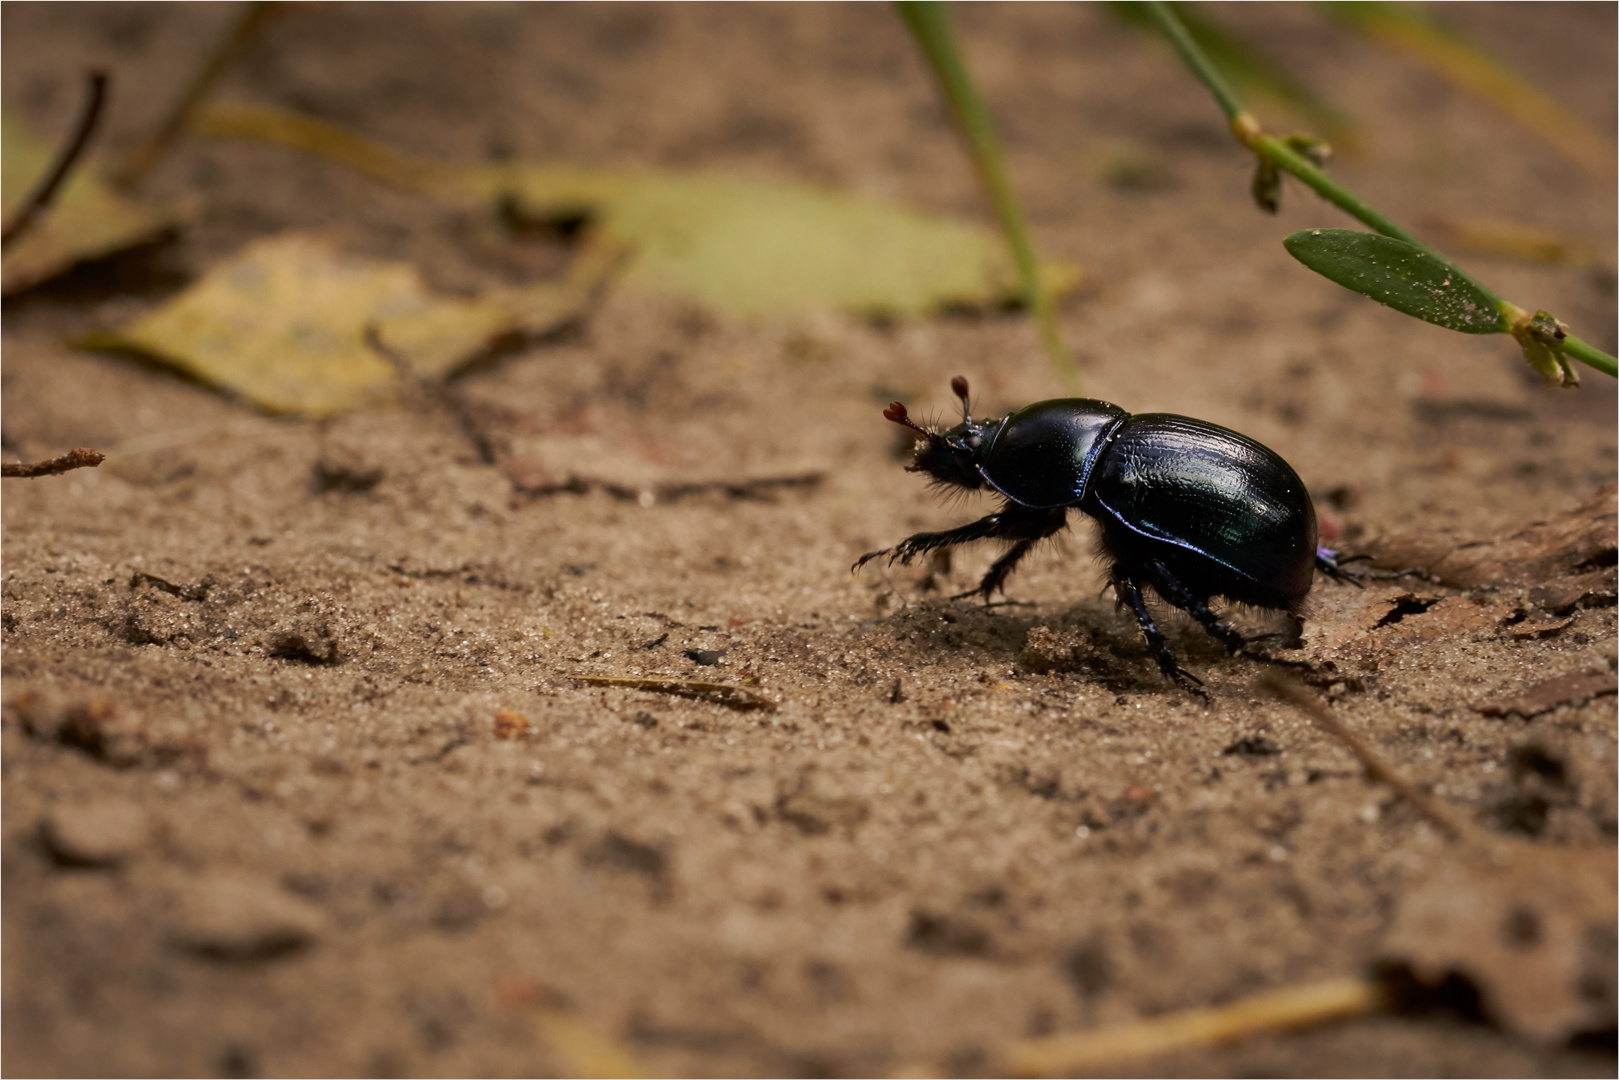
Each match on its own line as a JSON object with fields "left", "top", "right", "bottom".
{"left": 1283, "top": 133, "right": 1332, "bottom": 168}
{"left": 1283, "top": 229, "right": 1507, "bottom": 334}
{"left": 1507, "top": 307, "right": 1579, "bottom": 387}
{"left": 1251, "top": 157, "right": 1281, "bottom": 214}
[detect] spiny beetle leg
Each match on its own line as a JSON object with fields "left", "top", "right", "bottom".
{"left": 956, "top": 537, "right": 1040, "bottom": 601}
{"left": 1113, "top": 568, "right": 1207, "bottom": 696}
{"left": 1316, "top": 548, "right": 1422, "bottom": 587}
{"left": 852, "top": 548, "right": 891, "bottom": 573}
{"left": 1144, "top": 559, "right": 1249, "bottom": 656}
{"left": 883, "top": 514, "right": 1009, "bottom": 566}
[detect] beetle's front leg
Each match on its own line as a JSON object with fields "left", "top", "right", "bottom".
{"left": 854, "top": 506, "right": 1066, "bottom": 581}
{"left": 955, "top": 506, "right": 1069, "bottom": 600}
{"left": 853, "top": 514, "right": 1009, "bottom": 574}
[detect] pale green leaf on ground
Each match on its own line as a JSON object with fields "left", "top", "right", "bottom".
{"left": 1, "top": 112, "right": 179, "bottom": 296}
{"left": 192, "top": 103, "right": 1081, "bottom": 319}
{"left": 1282, "top": 228, "right": 1507, "bottom": 334}
{"left": 76, "top": 232, "right": 597, "bottom": 416}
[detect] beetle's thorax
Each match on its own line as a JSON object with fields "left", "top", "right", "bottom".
{"left": 975, "top": 399, "right": 1130, "bottom": 509}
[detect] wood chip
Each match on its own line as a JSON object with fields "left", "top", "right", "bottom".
{"left": 1473, "top": 670, "right": 1618, "bottom": 718}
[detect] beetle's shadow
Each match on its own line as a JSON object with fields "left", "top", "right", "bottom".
{"left": 861, "top": 590, "right": 1256, "bottom": 696}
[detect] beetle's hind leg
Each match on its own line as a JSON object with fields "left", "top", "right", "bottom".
{"left": 1315, "top": 548, "right": 1420, "bottom": 587}
{"left": 1112, "top": 568, "right": 1206, "bottom": 695}
{"left": 1142, "top": 559, "right": 1250, "bottom": 656}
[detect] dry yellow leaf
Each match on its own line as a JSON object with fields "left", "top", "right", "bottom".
{"left": 2, "top": 111, "right": 178, "bottom": 296}
{"left": 77, "top": 232, "right": 594, "bottom": 416}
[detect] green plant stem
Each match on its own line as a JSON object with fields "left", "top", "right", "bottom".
{"left": 1249, "top": 134, "right": 1434, "bottom": 255}
{"left": 895, "top": 1, "right": 1077, "bottom": 391}
{"left": 1141, "top": 0, "right": 1616, "bottom": 379}
{"left": 1562, "top": 336, "right": 1618, "bottom": 378}
{"left": 1140, "top": 1, "right": 1244, "bottom": 122}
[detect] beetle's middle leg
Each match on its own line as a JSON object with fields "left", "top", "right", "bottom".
{"left": 1142, "top": 558, "right": 1249, "bottom": 655}
{"left": 954, "top": 506, "right": 1069, "bottom": 600}
{"left": 1112, "top": 567, "right": 1205, "bottom": 694}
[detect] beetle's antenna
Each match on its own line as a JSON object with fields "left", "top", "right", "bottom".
{"left": 950, "top": 375, "right": 972, "bottom": 424}
{"left": 882, "top": 401, "right": 941, "bottom": 443}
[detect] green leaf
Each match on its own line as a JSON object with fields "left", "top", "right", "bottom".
{"left": 192, "top": 103, "right": 1081, "bottom": 320}
{"left": 2, "top": 112, "right": 179, "bottom": 296}
{"left": 1282, "top": 228, "right": 1507, "bottom": 334}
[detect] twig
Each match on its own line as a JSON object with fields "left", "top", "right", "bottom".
{"left": 1, "top": 72, "right": 109, "bottom": 250}
{"left": 2, "top": 448, "right": 106, "bottom": 479}
{"left": 571, "top": 675, "right": 776, "bottom": 713}
{"left": 1141, "top": 1, "right": 1617, "bottom": 380}
{"left": 894, "top": 2, "right": 1078, "bottom": 392}
{"left": 1259, "top": 672, "right": 1484, "bottom": 844}
{"left": 112, "top": 0, "right": 276, "bottom": 190}
{"left": 991, "top": 975, "right": 1382, "bottom": 1078}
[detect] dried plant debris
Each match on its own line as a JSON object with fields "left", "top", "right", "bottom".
{"left": 1473, "top": 668, "right": 1618, "bottom": 719}
{"left": 1, "top": 446, "right": 104, "bottom": 478}
{"left": 1304, "top": 485, "right": 1617, "bottom": 661}
{"left": 1, "top": 111, "right": 178, "bottom": 295}
{"left": 1365, "top": 483, "right": 1617, "bottom": 593}
{"left": 571, "top": 675, "right": 776, "bottom": 712}
{"left": 1378, "top": 845, "right": 1617, "bottom": 1043}
{"left": 192, "top": 103, "right": 1082, "bottom": 319}
{"left": 992, "top": 977, "right": 1382, "bottom": 1078}
{"left": 77, "top": 232, "right": 601, "bottom": 416}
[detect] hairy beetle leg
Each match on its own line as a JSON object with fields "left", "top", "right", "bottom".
{"left": 959, "top": 537, "right": 1042, "bottom": 601}
{"left": 1315, "top": 548, "right": 1422, "bottom": 587}
{"left": 851, "top": 548, "right": 891, "bottom": 573}
{"left": 1143, "top": 559, "right": 1250, "bottom": 657}
{"left": 859, "top": 505, "right": 1068, "bottom": 590}
{"left": 1113, "top": 569, "right": 1208, "bottom": 696}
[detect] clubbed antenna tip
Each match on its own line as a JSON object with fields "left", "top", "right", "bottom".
{"left": 950, "top": 375, "right": 971, "bottom": 423}
{"left": 883, "top": 400, "right": 935, "bottom": 440}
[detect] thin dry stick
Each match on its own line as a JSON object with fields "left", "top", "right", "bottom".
{"left": 995, "top": 976, "right": 1383, "bottom": 1078}
{"left": 2, "top": 448, "right": 106, "bottom": 479}
{"left": 571, "top": 675, "right": 777, "bottom": 712}
{"left": 1, "top": 71, "right": 109, "bottom": 250}
{"left": 1259, "top": 671, "right": 1483, "bottom": 843}
{"left": 112, "top": 0, "right": 275, "bottom": 190}
{"left": 918, "top": 672, "right": 1497, "bottom": 1078}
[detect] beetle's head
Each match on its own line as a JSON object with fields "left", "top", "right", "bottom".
{"left": 883, "top": 376, "right": 997, "bottom": 492}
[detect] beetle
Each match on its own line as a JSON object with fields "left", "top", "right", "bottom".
{"left": 855, "top": 376, "right": 1354, "bottom": 690}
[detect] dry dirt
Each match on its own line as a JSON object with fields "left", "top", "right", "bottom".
{"left": 2, "top": 3, "right": 1616, "bottom": 1077}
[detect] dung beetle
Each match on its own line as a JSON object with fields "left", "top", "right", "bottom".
{"left": 855, "top": 376, "right": 1354, "bottom": 690}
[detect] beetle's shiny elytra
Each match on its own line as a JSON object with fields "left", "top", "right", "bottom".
{"left": 857, "top": 377, "right": 1346, "bottom": 690}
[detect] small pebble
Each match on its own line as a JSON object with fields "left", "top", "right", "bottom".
{"left": 169, "top": 872, "right": 326, "bottom": 961}
{"left": 38, "top": 799, "right": 150, "bottom": 867}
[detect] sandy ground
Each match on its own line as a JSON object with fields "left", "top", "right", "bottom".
{"left": 2, "top": 3, "right": 1615, "bottom": 1077}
